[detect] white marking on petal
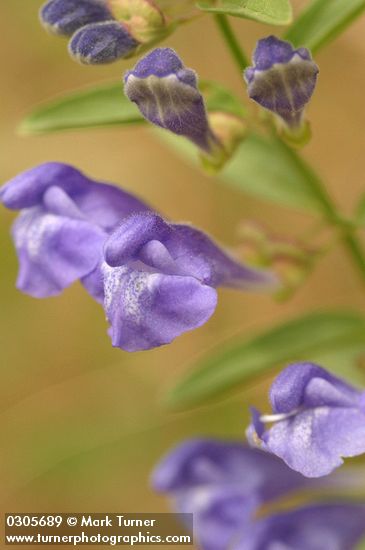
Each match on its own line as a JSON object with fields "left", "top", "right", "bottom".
{"left": 126, "top": 73, "right": 201, "bottom": 125}
{"left": 102, "top": 262, "right": 151, "bottom": 323}
{"left": 102, "top": 262, "right": 126, "bottom": 312}
{"left": 13, "top": 209, "right": 59, "bottom": 259}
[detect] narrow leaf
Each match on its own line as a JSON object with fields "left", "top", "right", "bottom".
{"left": 197, "top": 0, "right": 293, "bottom": 25}
{"left": 167, "top": 311, "right": 365, "bottom": 409}
{"left": 285, "top": 0, "right": 365, "bottom": 53}
{"left": 18, "top": 80, "right": 240, "bottom": 135}
{"left": 19, "top": 83, "right": 144, "bottom": 135}
{"left": 157, "top": 130, "right": 331, "bottom": 214}
{"left": 222, "top": 133, "right": 331, "bottom": 214}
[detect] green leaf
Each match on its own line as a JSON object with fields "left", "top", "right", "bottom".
{"left": 201, "top": 80, "right": 246, "bottom": 118}
{"left": 157, "top": 130, "right": 332, "bottom": 215}
{"left": 285, "top": 0, "right": 365, "bottom": 53}
{"left": 167, "top": 311, "right": 365, "bottom": 409}
{"left": 19, "top": 79, "right": 242, "bottom": 135}
{"left": 19, "top": 83, "right": 144, "bottom": 135}
{"left": 197, "top": 0, "right": 293, "bottom": 25}
{"left": 221, "top": 133, "right": 332, "bottom": 213}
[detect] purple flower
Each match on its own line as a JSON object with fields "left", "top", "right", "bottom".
{"left": 0, "top": 163, "right": 150, "bottom": 298}
{"left": 124, "top": 48, "right": 220, "bottom": 153}
{"left": 69, "top": 20, "right": 139, "bottom": 64}
{"left": 152, "top": 439, "right": 310, "bottom": 550}
{"left": 234, "top": 504, "right": 365, "bottom": 550}
{"left": 39, "top": 0, "right": 113, "bottom": 36}
{"left": 152, "top": 438, "right": 365, "bottom": 550}
{"left": 247, "top": 362, "right": 365, "bottom": 477}
{"left": 1, "top": 164, "right": 275, "bottom": 352}
{"left": 244, "top": 36, "right": 319, "bottom": 129}
{"left": 102, "top": 212, "right": 276, "bottom": 351}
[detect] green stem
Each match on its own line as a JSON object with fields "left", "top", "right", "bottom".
{"left": 341, "top": 232, "right": 365, "bottom": 283}
{"left": 286, "top": 143, "right": 365, "bottom": 284}
{"left": 213, "top": 14, "right": 249, "bottom": 71}
{"left": 288, "top": 145, "right": 365, "bottom": 284}
{"left": 214, "top": 16, "right": 365, "bottom": 285}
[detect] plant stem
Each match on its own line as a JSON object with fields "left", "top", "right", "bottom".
{"left": 341, "top": 231, "right": 365, "bottom": 283}
{"left": 214, "top": 17, "right": 365, "bottom": 285}
{"left": 299, "top": 174, "right": 365, "bottom": 285}
{"left": 276, "top": 138, "right": 365, "bottom": 285}
{"left": 299, "top": 175, "right": 365, "bottom": 285}
{"left": 300, "top": 167, "right": 365, "bottom": 285}
{"left": 213, "top": 14, "right": 249, "bottom": 71}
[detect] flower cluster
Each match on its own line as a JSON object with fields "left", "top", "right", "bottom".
{"left": 122, "top": 38, "right": 318, "bottom": 162}
{"left": 7, "top": 3, "right": 365, "bottom": 548}
{"left": 39, "top": 0, "right": 171, "bottom": 64}
{"left": 153, "top": 363, "right": 365, "bottom": 547}
{"left": 0, "top": 163, "right": 276, "bottom": 352}
{"left": 152, "top": 438, "right": 365, "bottom": 550}
{"left": 247, "top": 362, "right": 365, "bottom": 477}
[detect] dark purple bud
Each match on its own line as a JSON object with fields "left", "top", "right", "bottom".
{"left": 244, "top": 36, "right": 319, "bottom": 130}
{"left": 39, "top": 0, "right": 113, "bottom": 36}
{"left": 69, "top": 20, "right": 139, "bottom": 64}
{"left": 124, "top": 48, "right": 219, "bottom": 153}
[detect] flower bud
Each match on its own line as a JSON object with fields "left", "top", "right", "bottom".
{"left": 237, "top": 220, "right": 320, "bottom": 297}
{"left": 107, "top": 0, "right": 166, "bottom": 43}
{"left": 244, "top": 36, "right": 319, "bottom": 137}
{"left": 202, "top": 112, "right": 246, "bottom": 171}
{"left": 39, "top": 0, "right": 112, "bottom": 36}
{"left": 124, "top": 48, "right": 220, "bottom": 153}
{"left": 236, "top": 221, "right": 270, "bottom": 267}
{"left": 69, "top": 20, "right": 139, "bottom": 64}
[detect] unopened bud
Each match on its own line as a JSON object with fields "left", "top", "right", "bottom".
{"left": 201, "top": 112, "right": 246, "bottom": 172}
{"left": 125, "top": 48, "right": 220, "bottom": 153}
{"left": 244, "top": 36, "right": 318, "bottom": 141}
{"left": 40, "top": 0, "right": 112, "bottom": 36}
{"left": 69, "top": 20, "right": 139, "bottom": 64}
{"left": 107, "top": 0, "right": 166, "bottom": 43}
{"left": 236, "top": 221, "right": 321, "bottom": 296}
{"left": 236, "top": 221, "right": 272, "bottom": 267}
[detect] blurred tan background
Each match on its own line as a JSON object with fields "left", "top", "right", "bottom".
{"left": 1, "top": 1, "right": 365, "bottom": 547}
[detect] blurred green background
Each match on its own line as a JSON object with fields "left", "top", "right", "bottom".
{"left": 1, "top": 1, "right": 365, "bottom": 547}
